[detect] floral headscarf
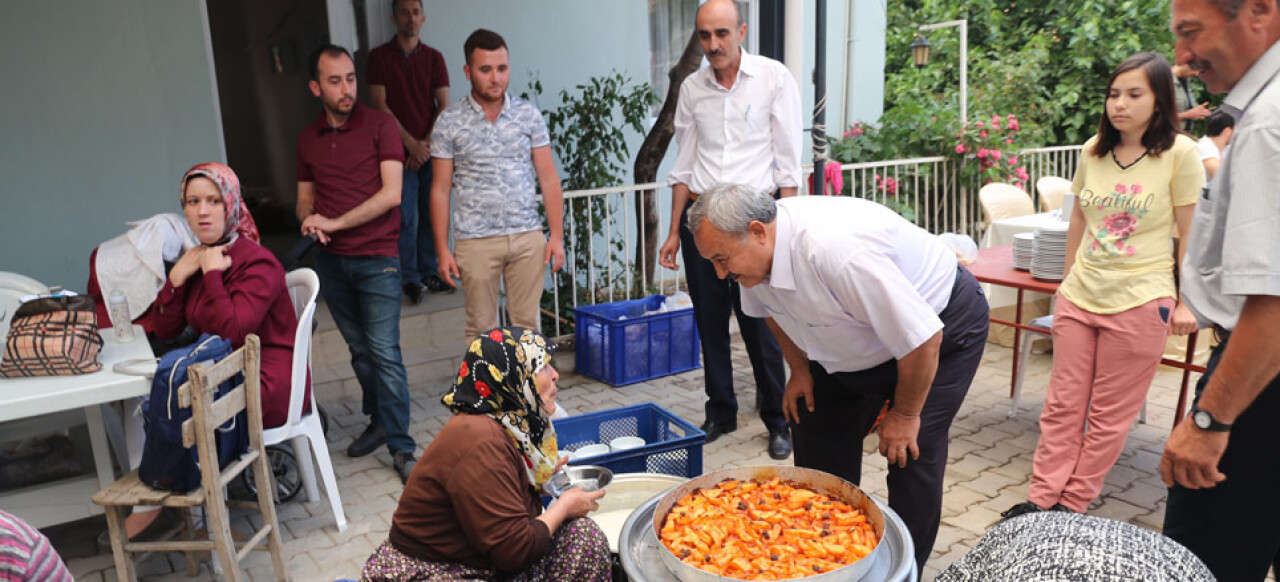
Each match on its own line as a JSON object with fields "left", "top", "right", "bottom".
{"left": 442, "top": 327, "right": 558, "bottom": 488}
{"left": 180, "top": 162, "right": 260, "bottom": 245}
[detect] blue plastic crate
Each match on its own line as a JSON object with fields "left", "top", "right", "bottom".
{"left": 573, "top": 295, "right": 700, "bottom": 386}
{"left": 554, "top": 403, "right": 705, "bottom": 478}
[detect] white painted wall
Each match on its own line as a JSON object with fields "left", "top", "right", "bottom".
{"left": 374, "top": 0, "right": 653, "bottom": 162}
{"left": 798, "top": 0, "right": 886, "bottom": 154}
{"left": 0, "top": 1, "right": 224, "bottom": 290}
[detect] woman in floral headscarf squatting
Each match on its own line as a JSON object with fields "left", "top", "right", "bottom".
{"left": 363, "top": 327, "right": 611, "bottom": 582}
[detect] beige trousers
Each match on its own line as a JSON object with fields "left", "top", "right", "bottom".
{"left": 453, "top": 230, "right": 547, "bottom": 339}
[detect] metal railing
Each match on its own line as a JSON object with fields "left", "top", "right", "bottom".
{"left": 1019, "top": 145, "right": 1084, "bottom": 209}
{"left": 543, "top": 146, "right": 1080, "bottom": 335}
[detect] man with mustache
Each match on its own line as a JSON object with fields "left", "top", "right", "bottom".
{"left": 296, "top": 45, "right": 418, "bottom": 484}
{"left": 658, "top": 0, "right": 801, "bottom": 460}
{"left": 429, "top": 29, "right": 566, "bottom": 340}
{"left": 1163, "top": 0, "right": 1280, "bottom": 579}
{"left": 688, "top": 184, "right": 988, "bottom": 576}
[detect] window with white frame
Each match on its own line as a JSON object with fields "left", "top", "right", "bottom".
{"left": 648, "top": 0, "right": 756, "bottom": 112}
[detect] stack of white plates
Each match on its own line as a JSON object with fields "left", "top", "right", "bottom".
{"left": 1012, "top": 232, "right": 1035, "bottom": 271}
{"left": 1031, "top": 223, "right": 1069, "bottom": 281}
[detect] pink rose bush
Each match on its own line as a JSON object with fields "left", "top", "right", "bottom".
{"left": 952, "top": 113, "right": 1030, "bottom": 190}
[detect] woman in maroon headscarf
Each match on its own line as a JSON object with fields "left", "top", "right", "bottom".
{"left": 151, "top": 162, "right": 303, "bottom": 429}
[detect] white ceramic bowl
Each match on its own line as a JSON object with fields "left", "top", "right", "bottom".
{"left": 570, "top": 443, "right": 610, "bottom": 460}
{"left": 609, "top": 436, "right": 646, "bottom": 452}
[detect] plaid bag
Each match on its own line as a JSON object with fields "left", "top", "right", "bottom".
{"left": 0, "top": 295, "right": 104, "bottom": 377}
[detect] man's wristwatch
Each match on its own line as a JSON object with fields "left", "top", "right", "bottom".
{"left": 1190, "top": 405, "right": 1232, "bottom": 432}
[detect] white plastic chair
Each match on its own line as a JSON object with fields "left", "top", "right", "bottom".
{"left": 260, "top": 268, "right": 347, "bottom": 531}
{"left": 1010, "top": 315, "right": 1146, "bottom": 424}
{"left": 1010, "top": 316, "right": 1054, "bottom": 417}
{"left": 979, "top": 183, "right": 1036, "bottom": 228}
{"left": 1036, "top": 176, "right": 1072, "bottom": 212}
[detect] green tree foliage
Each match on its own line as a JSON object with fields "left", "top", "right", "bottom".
{"left": 863, "top": 0, "right": 1176, "bottom": 160}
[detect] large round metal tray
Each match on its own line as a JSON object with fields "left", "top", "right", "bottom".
{"left": 619, "top": 467, "right": 916, "bottom": 582}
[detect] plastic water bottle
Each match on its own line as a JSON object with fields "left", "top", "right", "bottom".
{"left": 108, "top": 289, "right": 136, "bottom": 343}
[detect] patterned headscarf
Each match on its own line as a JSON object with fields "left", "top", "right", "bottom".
{"left": 180, "top": 162, "right": 260, "bottom": 245}
{"left": 442, "top": 327, "right": 558, "bottom": 488}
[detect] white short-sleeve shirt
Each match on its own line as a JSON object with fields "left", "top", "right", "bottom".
{"left": 1196, "top": 136, "right": 1221, "bottom": 161}
{"left": 740, "top": 197, "right": 959, "bottom": 373}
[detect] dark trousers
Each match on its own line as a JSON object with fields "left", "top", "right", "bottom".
{"left": 678, "top": 201, "right": 787, "bottom": 434}
{"left": 1164, "top": 336, "right": 1280, "bottom": 582}
{"left": 312, "top": 250, "right": 416, "bottom": 455}
{"left": 791, "top": 265, "right": 988, "bottom": 573}
{"left": 398, "top": 162, "right": 439, "bottom": 285}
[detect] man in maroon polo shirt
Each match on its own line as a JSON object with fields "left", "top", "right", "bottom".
{"left": 368, "top": 0, "right": 452, "bottom": 304}
{"left": 295, "top": 44, "right": 418, "bottom": 483}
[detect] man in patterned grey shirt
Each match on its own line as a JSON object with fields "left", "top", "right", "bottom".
{"left": 429, "top": 28, "right": 565, "bottom": 338}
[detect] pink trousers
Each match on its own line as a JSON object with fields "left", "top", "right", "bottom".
{"left": 1028, "top": 295, "right": 1175, "bottom": 512}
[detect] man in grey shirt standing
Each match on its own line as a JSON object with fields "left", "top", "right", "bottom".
{"left": 430, "top": 29, "right": 565, "bottom": 339}
{"left": 1162, "top": 0, "right": 1280, "bottom": 579}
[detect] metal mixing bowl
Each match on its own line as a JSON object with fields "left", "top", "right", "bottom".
{"left": 543, "top": 465, "right": 614, "bottom": 497}
{"left": 651, "top": 466, "right": 886, "bottom": 582}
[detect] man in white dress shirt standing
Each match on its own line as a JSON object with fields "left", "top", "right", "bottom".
{"left": 658, "top": 0, "right": 802, "bottom": 460}
{"left": 689, "top": 184, "right": 989, "bottom": 574}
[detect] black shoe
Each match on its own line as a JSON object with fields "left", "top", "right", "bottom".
{"left": 1049, "top": 503, "right": 1075, "bottom": 513}
{"left": 1000, "top": 501, "right": 1045, "bottom": 522}
{"left": 393, "top": 451, "right": 417, "bottom": 484}
{"left": 347, "top": 423, "right": 387, "bottom": 458}
{"left": 423, "top": 274, "right": 455, "bottom": 295}
{"left": 403, "top": 282, "right": 426, "bottom": 305}
{"left": 700, "top": 419, "right": 737, "bottom": 443}
{"left": 768, "top": 431, "right": 792, "bottom": 460}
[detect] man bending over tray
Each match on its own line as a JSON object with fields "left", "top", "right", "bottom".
{"left": 688, "top": 183, "right": 989, "bottom": 574}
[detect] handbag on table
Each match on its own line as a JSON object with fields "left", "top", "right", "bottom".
{"left": 0, "top": 293, "right": 104, "bottom": 377}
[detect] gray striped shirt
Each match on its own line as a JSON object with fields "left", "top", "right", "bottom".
{"left": 1182, "top": 40, "right": 1280, "bottom": 330}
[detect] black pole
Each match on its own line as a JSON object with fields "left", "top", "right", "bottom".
{"left": 813, "top": 0, "right": 827, "bottom": 196}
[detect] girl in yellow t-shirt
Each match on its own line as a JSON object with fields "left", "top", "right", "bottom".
{"left": 1004, "top": 52, "right": 1203, "bottom": 521}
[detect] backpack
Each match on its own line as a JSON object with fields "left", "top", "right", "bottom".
{"left": 138, "top": 334, "right": 248, "bottom": 493}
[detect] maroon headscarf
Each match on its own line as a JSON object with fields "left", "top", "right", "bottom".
{"left": 180, "top": 162, "right": 260, "bottom": 245}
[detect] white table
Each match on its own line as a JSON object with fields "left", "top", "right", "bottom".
{"left": 980, "top": 212, "right": 1065, "bottom": 346}
{"left": 0, "top": 326, "right": 155, "bottom": 527}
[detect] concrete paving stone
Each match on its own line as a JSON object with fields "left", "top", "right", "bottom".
{"left": 133, "top": 553, "right": 175, "bottom": 578}
{"left": 1100, "top": 463, "right": 1146, "bottom": 491}
{"left": 945, "top": 436, "right": 989, "bottom": 462}
{"left": 940, "top": 485, "right": 995, "bottom": 519}
{"left": 928, "top": 538, "right": 975, "bottom": 573}
{"left": 951, "top": 430, "right": 1014, "bottom": 457}
{"left": 1090, "top": 497, "right": 1148, "bottom": 525}
{"left": 946, "top": 453, "right": 1001, "bottom": 482}
{"left": 987, "top": 455, "right": 1033, "bottom": 482}
{"left": 954, "top": 471, "right": 1021, "bottom": 498}
{"left": 970, "top": 439, "right": 1029, "bottom": 465}
{"left": 1132, "top": 502, "right": 1166, "bottom": 530}
{"left": 988, "top": 486, "right": 1032, "bottom": 512}
{"left": 1125, "top": 448, "right": 1164, "bottom": 475}
{"left": 941, "top": 504, "right": 1003, "bottom": 536}
{"left": 928, "top": 523, "right": 974, "bottom": 558}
